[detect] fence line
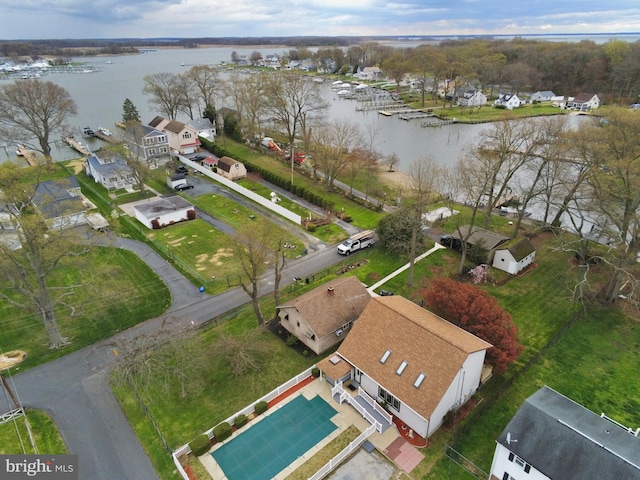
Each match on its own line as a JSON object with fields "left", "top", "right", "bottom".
{"left": 172, "top": 366, "right": 316, "bottom": 479}
{"left": 308, "top": 424, "right": 377, "bottom": 480}
{"left": 445, "top": 446, "right": 488, "bottom": 480}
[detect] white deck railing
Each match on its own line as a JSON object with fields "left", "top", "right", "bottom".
{"left": 357, "top": 387, "right": 393, "bottom": 425}
{"left": 332, "top": 382, "right": 383, "bottom": 433}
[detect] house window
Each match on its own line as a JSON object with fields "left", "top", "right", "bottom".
{"left": 159, "top": 136, "right": 166, "bottom": 142}
{"left": 283, "top": 314, "right": 289, "bottom": 321}
{"left": 502, "top": 473, "right": 517, "bottom": 480}
{"left": 509, "top": 453, "right": 531, "bottom": 473}
{"left": 149, "top": 148, "right": 156, "bottom": 155}
{"left": 145, "top": 138, "right": 153, "bottom": 145}
{"left": 377, "top": 387, "right": 400, "bottom": 410}
{"left": 160, "top": 147, "right": 167, "bottom": 153}
{"left": 296, "top": 321, "right": 300, "bottom": 327}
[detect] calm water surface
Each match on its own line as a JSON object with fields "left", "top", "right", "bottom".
{"left": 1, "top": 46, "right": 586, "bottom": 173}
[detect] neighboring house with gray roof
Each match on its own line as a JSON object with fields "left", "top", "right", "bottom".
{"left": 123, "top": 124, "right": 170, "bottom": 168}
{"left": 489, "top": 385, "right": 640, "bottom": 480}
{"left": 452, "top": 225, "right": 510, "bottom": 262}
{"left": 568, "top": 93, "right": 600, "bottom": 110}
{"left": 492, "top": 237, "right": 536, "bottom": 274}
{"left": 85, "top": 153, "right": 135, "bottom": 191}
{"left": 277, "top": 276, "right": 371, "bottom": 355}
{"left": 187, "top": 118, "right": 216, "bottom": 141}
{"left": 529, "top": 90, "right": 563, "bottom": 103}
{"left": 33, "top": 177, "right": 87, "bottom": 230}
{"left": 317, "top": 295, "right": 491, "bottom": 439}
{"left": 494, "top": 93, "right": 521, "bottom": 110}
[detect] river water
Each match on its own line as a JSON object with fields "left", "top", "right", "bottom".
{"left": 0, "top": 46, "right": 495, "bottom": 171}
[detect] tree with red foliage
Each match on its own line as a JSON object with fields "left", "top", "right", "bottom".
{"left": 422, "top": 277, "right": 522, "bottom": 374}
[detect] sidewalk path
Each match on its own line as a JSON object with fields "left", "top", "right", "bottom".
{"left": 367, "top": 243, "right": 446, "bottom": 293}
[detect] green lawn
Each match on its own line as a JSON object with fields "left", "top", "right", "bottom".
{"left": 0, "top": 409, "right": 66, "bottom": 455}
{"left": 0, "top": 246, "right": 170, "bottom": 370}
{"left": 146, "top": 218, "right": 244, "bottom": 293}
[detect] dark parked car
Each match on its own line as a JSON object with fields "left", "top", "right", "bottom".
{"left": 440, "top": 234, "right": 462, "bottom": 251}
{"left": 175, "top": 165, "right": 188, "bottom": 174}
{"left": 192, "top": 155, "right": 206, "bottom": 162}
{"left": 174, "top": 184, "right": 194, "bottom": 191}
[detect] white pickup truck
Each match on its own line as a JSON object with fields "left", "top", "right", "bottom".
{"left": 337, "top": 230, "right": 375, "bottom": 255}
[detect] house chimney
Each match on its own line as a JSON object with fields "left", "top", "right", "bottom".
{"left": 327, "top": 287, "right": 335, "bottom": 297}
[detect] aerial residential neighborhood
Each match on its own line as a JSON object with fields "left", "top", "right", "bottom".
{"left": 1, "top": 26, "right": 639, "bottom": 480}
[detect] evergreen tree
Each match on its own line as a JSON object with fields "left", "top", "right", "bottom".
{"left": 122, "top": 98, "right": 140, "bottom": 123}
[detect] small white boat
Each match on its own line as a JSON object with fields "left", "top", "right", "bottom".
{"left": 332, "top": 80, "right": 343, "bottom": 86}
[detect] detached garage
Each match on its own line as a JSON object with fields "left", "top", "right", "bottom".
{"left": 133, "top": 196, "right": 195, "bottom": 229}
{"left": 492, "top": 237, "right": 536, "bottom": 274}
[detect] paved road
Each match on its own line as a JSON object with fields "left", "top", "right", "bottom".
{"left": 11, "top": 221, "right": 355, "bottom": 480}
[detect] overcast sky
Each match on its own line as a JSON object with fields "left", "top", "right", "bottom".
{"left": 1, "top": 1, "right": 639, "bottom": 40}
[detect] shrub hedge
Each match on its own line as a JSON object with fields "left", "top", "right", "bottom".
{"left": 254, "top": 401, "right": 268, "bottom": 415}
{"left": 234, "top": 414, "right": 248, "bottom": 429}
{"left": 188, "top": 434, "right": 211, "bottom": 456}
{"left": 213, "top": 422, "right": 232, "bottom": 443}
{"left": 199, "top": 137, "right": 337, "bottom": 213}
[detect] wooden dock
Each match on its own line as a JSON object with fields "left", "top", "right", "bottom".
{"left": 92, "top": 129, "right": 118, "bottom": 144}
{"left": 399, "top": 112, "right": 436, "bottom": 121}
{"left": 16, "top": 145, "right": 36, "bottom": 165}
{"left": 421, "top": 119, "right": 456, "bottom": 127}
{"left": 63, "top": 136, "right": 91, "bottom": 156}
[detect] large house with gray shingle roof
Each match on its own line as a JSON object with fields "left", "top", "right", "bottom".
{"left": 277, "top": 276, "right": 371, "bottom": 355}
{"left": 489, "top": 385, "right": 640, "bottom": 480}
{"left": 317, "top": 295, "right": 491, "bottom": 439}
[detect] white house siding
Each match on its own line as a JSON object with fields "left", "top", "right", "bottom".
{"left": 429, "top": 350, "right": 487, "bottom": 434}
{"left": 489, "top": 444, "right": 549, "bottom": 480}
{"left": 358, "top": 372, "right": 429, "bottom": 438}
{"left": 134, "top": 207, "right": 191, "bottom": 229}
{"left": 493, "top": 250, "right": 535, "bottom": 275}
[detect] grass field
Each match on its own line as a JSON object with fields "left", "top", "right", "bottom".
{"left": 0, "top": 246, "right": 170, "bottom": 370}
{"left": 0, "top": 409, "right": 66, "bottom": 455}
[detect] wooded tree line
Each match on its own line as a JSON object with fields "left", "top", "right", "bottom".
{"left": 378, "top": 110, "right": 640, "bottom": 308}
{"left": 285, "top": 38, "right": 640, "bottom": 104}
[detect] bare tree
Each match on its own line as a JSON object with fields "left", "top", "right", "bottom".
{"left": 0, "top": 79, "right": 77, "bottom": 164}
{"left": 583, "top": 109, "right": 640, "bottom": 303}
{"left": 113, "top": 321, "right": 205, "bottom": 398}
{"left": 0, "top": 163, "right": 94, "bottom": 348}
{"left": 263, "top": 72, "right": 328, "bottom": 182}
{"left": 314, "top": 118, "right": 362, "bottom": 191}
{"left": 405, "top": 157, "right": 439, "bottom": 286}
{"left": 142, "top": 72, "right": 184, "bottom": 119}
{"left": 509, "top": 116, "right": 570, "bottom": 236}
{"left": 185, "top": 65, "right": 222, "bottom": 117}
{"left": 441, "top": 156, "right": 492, "bottom": 275}
{"left": 470, "top": 119, "right": 540, "bottom": 229}
{"left": 232, "top": 218, "right": 285, "bottom": 325}
{"left": 384, "top": 153, "right": 400, "bottom": 172}
{"left": 213, "top": 327, "right": 270, "bottom": 378}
